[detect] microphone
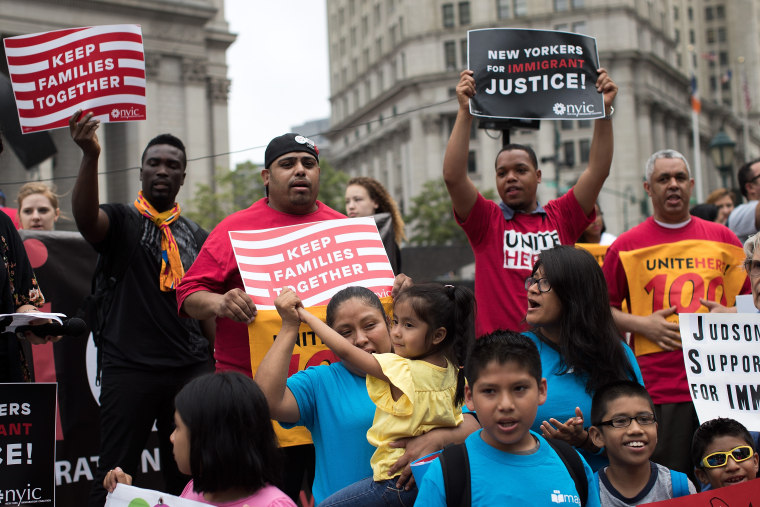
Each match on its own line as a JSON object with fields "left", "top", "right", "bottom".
{"left": 16, "top": 317, "right": 88, "bottom": 338}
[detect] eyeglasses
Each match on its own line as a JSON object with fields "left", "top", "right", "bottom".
{"left": 701, "top": 445, "right": 755, "bottom": 469}
{"left": 744, "top": 260, "right": 760, "bottom": 278}
{"left": 749, "top": 173, "right": 760, "bottom": 185}
{"left": 524, "top": 277, "right": 551, "bottom": 293}
{"left": 596, "top": 413, "right": 656, "bottom": 428}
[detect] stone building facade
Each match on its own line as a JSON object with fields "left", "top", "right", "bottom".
{"left": 0, "top": 0, "right": 234, "bottom": 230}
{"left": 325, "top": 0, "right": 760, "bottom": 235}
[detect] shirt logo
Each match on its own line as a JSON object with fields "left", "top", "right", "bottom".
{"left": 503, "top": 230, "right": 561, "bottom": 269}
{"left": 551, "top": 489, "right": 581, "bottom": 505}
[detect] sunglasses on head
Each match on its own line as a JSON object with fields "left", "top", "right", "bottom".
{"left": 700, "top": 445, "right": 755, "bottom": 469}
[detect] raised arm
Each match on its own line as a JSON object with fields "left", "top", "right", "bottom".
{"left": 69, "top": 110, "right": 110, "bottom": 243}
{"left": 254, "top": 290, "right": 303, "bottom": 422}
{"left": 293, "top": 293, "right": 388, "bottom": 382}
{"left": 572, "top": 68, "right": 618, "bottom": 215}
{"left": 442, "top": 70, "right": 480, "bottom": 222}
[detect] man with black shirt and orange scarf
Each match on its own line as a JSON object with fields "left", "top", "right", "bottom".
{"left": 69, "top": 110, "right": 213, "bottom": 506}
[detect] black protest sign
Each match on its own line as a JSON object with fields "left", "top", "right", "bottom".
{"left": 468, "top": 29, "right": 604, "bottom": 120}
{"left": 0, "top": 382, "right": 56, "bottom": 506}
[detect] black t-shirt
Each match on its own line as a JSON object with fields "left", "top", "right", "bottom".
{"left": 94, "top": 204, "right": 210, "bottom": 369}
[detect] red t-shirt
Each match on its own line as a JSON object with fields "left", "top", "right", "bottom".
{"left": 176, "top": 198, "right": 345, "bottom": 376}
{"left": 457, "top": 189, "right": 592, "bottom": 336}
{"left": 603, "top": 216, "right": 750, "bottom": 404}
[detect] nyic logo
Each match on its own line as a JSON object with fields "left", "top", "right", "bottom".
{"left": 110, "top": 107, "right": 143, "bottom": 120}
{"left": 551, "top": 489, "right": 581, "bottom": 505}
{"left": 552, "top": 101, "right": 598, "bottom": 117}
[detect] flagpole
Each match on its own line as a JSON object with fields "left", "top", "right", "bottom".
{"left": 688, "top": 45, "right": 704, "bottom": 203}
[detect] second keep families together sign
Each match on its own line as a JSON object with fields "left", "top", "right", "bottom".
{"left": 468, "top": 28, "right": 604, "bottom": 120}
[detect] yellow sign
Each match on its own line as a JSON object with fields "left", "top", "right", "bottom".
{"left": 619, "top": 240, "right": 746, "bottom": 356}
{"left": 576, "top": 243, "right": 609, "bottom": 267}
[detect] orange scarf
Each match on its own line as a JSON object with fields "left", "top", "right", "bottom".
{"left": 134, "top": 191, "right": 184, "bottom": 291}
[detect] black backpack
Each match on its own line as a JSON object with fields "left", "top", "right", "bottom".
{"left": 439, "top": 438, "right": 589, "bottom": 507}
{"left": 79, "top": 207, "right": 207, "bottom": 384}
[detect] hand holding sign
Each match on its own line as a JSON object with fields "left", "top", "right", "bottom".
{"left": 69, "top": 109, "right": 101, "bottom": 156}
{"left": 595, "top": 67, "right": 617, "bottom": 114}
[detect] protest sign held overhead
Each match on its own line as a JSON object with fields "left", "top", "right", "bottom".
{"left": 3, "top": 24, "right": 146, "bottom": 133}
{"left": 680, "top": 313, "right": 760, "bottom": 432}
{"left": 0, "top": 383, "right": 57, "bottom": 506}
{"left": 468, "top": 28, "right": 604, "bottom": 120}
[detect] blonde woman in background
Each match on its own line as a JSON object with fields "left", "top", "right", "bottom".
{"left": 705, "top": 187, "right": 736, "bottom": 225}
{"left": 345, "top": 177, "right": 406, "bottom": 273}
{"left": 17, "top": 182, "right": 60, "bottom": 230}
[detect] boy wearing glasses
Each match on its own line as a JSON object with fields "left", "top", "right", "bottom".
{"left": 588, "top": 381, "right": 696, "bottom": 505}
{"left": 692, "top": 417, "right": 758, "bottom": 490}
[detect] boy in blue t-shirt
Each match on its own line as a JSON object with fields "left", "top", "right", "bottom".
{"left": 415, "top": 331, "right": 600, "bottom": 506}
{"left": 588, "top": 381, "right": 695, "bottom": 506}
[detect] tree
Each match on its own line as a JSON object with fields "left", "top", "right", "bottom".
{"left": 316, "top": 159, "right": 350, "bottom": 212}
{"left": 185, "top": 160, "right": 265, "bottom": 230}
{"left": 404, "top": 179, "right": 496, "bottom": 246}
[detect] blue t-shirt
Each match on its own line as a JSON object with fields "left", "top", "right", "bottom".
{"left": 282, "top": 362, "right": 375, "bottom": 504}
{"left": 415, "top": 430, "right": 601, "bottom": 506}
{"left": 524, "top": 331, "right": 644, "bottom": 471}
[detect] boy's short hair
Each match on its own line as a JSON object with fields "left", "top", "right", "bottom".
{"left": 591, "top": 380, "right": 654, "bottom": 426}
{"left": 465, "top": 330, "right": 541, "bottom": 386}
{"left": 691, "top": 417, "right": 755, "bottom": 469}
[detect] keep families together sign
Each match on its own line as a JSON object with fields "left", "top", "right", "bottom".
{"left": 3, "top": 24, "right": 146, "bottom": 133}
{"left": 468, "top": 28, "right": 605, "bottom": 120}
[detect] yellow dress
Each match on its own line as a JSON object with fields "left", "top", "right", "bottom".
{"left": 365, "top": 353, "right": 463, "bottom": 481}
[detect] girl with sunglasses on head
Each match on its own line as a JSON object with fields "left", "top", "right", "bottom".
{"left": 523, "top": 245, "right": 644, "bottom": 470}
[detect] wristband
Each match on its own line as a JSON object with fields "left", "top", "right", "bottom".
{"left": 603, "top": 106, "right": 614, "bottom": 120}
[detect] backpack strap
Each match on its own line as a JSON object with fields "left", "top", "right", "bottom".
{"left": 85, "top": 207, "right": 142, "bottom": 385}
{"left": 178, "top": 215, "right": 209, "bottom": 246}
{"left": 545, "top": 437, "right": 589, "bottom": 507}
{"left": 669, "top": 469, "right": 689, "bottom": 498}
{"left": 440, "top": 443, "right": 470, "bottom": 507}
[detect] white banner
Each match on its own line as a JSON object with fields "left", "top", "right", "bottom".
{"left": 679, "top": 313, "right": 760, "bottom": 431}
{"left": 105, "top": 484, "right": 206, "bottom": 507}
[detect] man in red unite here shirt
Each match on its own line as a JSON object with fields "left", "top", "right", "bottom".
{"left": 603, "top": 149, "right": 750, "bottom": 477}
{"left": 443, "top": 68, "right": 618, "bottom": 337}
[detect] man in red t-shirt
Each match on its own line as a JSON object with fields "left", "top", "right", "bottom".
{"left": 443, "top": 68, "right": 618, "bottom": 336}
{"left": 603, "top": 149, "right": 750, "bottom": 476}
{"left": 177, "top": 133, "right": 344, "bottom": 501}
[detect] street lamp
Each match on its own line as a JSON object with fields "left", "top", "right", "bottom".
{"left": 709, "top": 130, "right": 736, "bottom": 190}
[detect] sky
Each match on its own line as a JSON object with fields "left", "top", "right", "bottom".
{"left": 224, "top": 0, "right": 331, "bottom": 168}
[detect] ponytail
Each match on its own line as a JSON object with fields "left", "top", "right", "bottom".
{"left": 394, "top": 283, "right": 476, "bottom": 405}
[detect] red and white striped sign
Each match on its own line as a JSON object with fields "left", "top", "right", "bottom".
{"left": 230, "top": 217, "right": 395, "bottom": 310}
{"left": 3, "top": 24, "right": 146, "bottom": 133}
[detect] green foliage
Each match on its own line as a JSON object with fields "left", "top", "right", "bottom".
{"left": 185, "top": 160, "right": 265, "bottom": 230}
{"left": 404, "top": 179, "right": 496, "bottom": 246}
{"left": 317, "top": 159, "right": 350, "bottom": 212}
{"left": 185, "top": 159, "right": 349, "bottom": 230}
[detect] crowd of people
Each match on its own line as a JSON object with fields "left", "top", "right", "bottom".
{"left": 1, "top": 64, "right": 758, "bottom": 507}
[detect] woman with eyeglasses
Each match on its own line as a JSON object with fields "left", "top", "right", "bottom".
{"left": 523, "top": 245, "right": 644, "bottom": 470}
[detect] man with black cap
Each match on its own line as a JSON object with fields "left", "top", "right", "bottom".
{"left": 177, "top": 133, "right": 343, "bottom": 500}
{"left": 178, "top": 132, "right": 344, "bottom": 375}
